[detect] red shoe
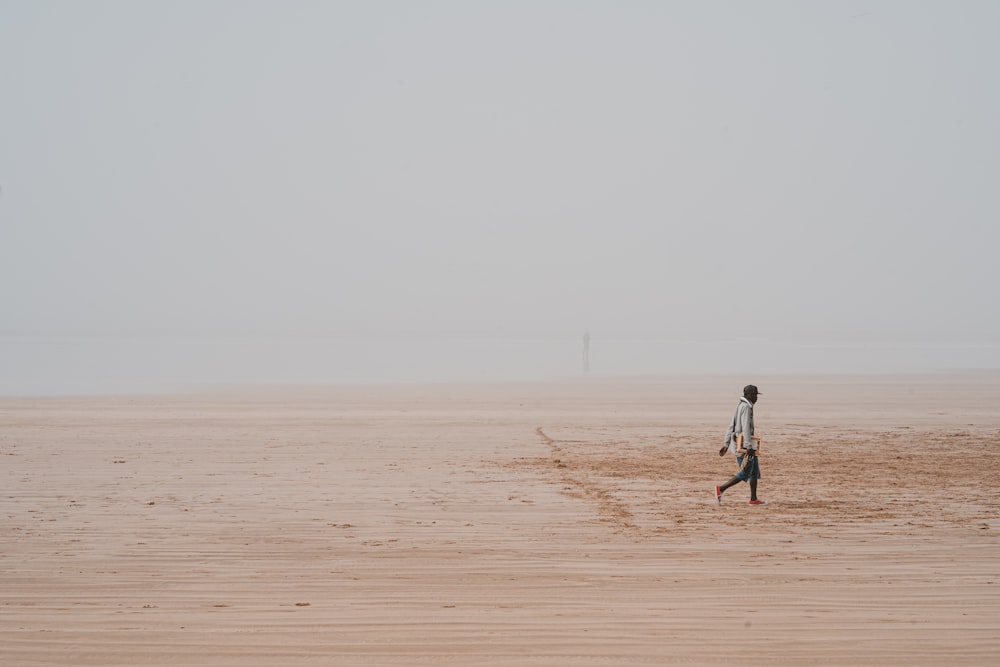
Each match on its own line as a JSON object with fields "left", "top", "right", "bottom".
{"left": 715, "top": 486, "right": 723, "bottom": 505}
{"left": 748, "top": 499, "right": 767, "bottom": 505}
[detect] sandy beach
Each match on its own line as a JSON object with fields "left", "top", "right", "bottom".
{"left": 2, "top": 373, "right": 998, "bottom": 666}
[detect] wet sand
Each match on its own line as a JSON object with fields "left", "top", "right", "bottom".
{"left": 2, "top": 373, "right": 998, "bottom": 666}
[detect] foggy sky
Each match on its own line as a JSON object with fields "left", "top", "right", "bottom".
{"left": 1, "top": 1, "right": 998, "bottom": 390}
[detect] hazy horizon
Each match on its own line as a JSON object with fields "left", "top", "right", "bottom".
{"left": 2, "top": 1, "right": 998, "bottom": 393}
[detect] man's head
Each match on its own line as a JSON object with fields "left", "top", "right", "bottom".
{"left": 743, "top": 384, "right": 761, "bottom": 404}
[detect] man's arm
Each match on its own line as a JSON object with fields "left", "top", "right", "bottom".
{"left": 737, "top": 405, "right": 751, "bottom": 454}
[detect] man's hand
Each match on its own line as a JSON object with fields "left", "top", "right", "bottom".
{"left": 719, "top": 445, "right": 729, "bottom": 457}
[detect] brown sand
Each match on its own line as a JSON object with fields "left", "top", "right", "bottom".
{"left": 2, "top": 373, "right": 998, "bottom": 666}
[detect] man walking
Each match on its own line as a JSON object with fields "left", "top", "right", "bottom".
{"left": 715, "top": 384, "right": 766, "bottom": 505}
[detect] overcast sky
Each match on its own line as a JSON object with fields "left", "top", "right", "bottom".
{"left": 1, "top": 1, "right": 998, "bottom": 380}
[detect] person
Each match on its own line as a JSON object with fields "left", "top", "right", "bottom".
{"left": 715, "top": 384, "right": 766, "bottom": 505}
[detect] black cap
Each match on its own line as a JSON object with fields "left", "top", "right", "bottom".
{"left": 743, "top": 384, "right": 761, "bottom": 398}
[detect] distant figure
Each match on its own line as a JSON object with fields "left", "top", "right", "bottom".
{"left": 582, "top": 332, "right": 590, "bottom": 373}
{"left": 715, "top": 384, "right": 766, "bottom": 505}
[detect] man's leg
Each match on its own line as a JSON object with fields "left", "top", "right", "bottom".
{"left": 719, "top": 476, "right": 742, "bottom": 494}
{"left": 750, "top": 479, "right": 758, "bottom": 501}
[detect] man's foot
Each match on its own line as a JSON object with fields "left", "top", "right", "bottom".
{"left": 715, "top": 486, "right": 723, "bottom": 505}
{"left": 748, "top": 499, "right": 767, "bottom": 505}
